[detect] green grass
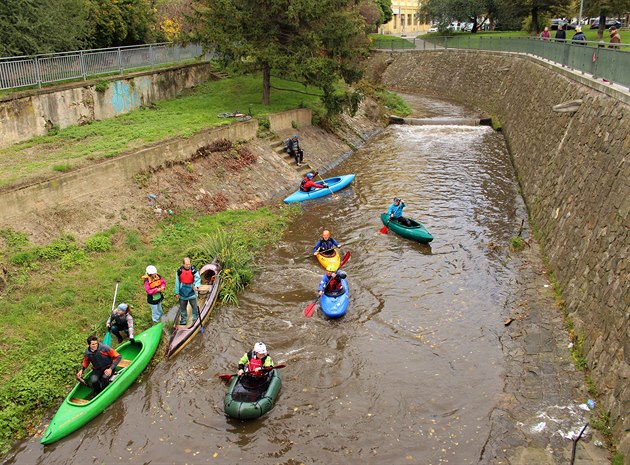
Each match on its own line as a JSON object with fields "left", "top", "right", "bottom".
{"left": 422, "top": 29, "right": 622, "bottom": 47}
{"left": 0, "top": 74, "right": 325, "bottom": 188}
{"left": 0, "top": 204, "right": 301, "bottom": 452}
{"left": 369, "top": 34, "right": 417, "bottom": 49}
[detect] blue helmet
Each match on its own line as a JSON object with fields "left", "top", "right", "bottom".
{"left": 306, "top": 173, "right": 313, "bottom": 179}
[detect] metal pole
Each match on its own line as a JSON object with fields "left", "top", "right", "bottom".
{"left": 578, "top": 0, "right": 584, "bottom": 26}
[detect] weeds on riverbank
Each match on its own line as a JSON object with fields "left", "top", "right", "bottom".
{"left": 0, "top": 205, "right": 300, "bottom": 454}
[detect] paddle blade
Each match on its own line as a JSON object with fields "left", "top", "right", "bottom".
{"left": 379, "top": 225, "right": 389, "bottom": 234}
{"left": 304, "top": 302, "right": 317, "bottom": 318}
{"left": 217, "top": 373, "right": 235, "bottom": 381}
{"left": 339, "top": 251, "right": 351, "bottom": 269}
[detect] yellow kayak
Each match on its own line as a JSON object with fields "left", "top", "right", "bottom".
{"left": 316, "top": 248, "right": 341, "bottom": 271}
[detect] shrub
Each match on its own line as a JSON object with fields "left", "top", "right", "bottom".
{"left": 0, "top": 228, "right": 29, "bottom": 249}
{"left": 509, "top": 236, "right": 526, "bottom": 252}
{"left": 59, "top": 249, "right": 88, "bottom": 270}
{"left": 36, "top": 236, "right": 78, "bottom": 261}
{"left": 10, "top": 251, "right": 36, "bottom": 266}
{"left": 85, "top": 235, "right": 112, "bottom": 253}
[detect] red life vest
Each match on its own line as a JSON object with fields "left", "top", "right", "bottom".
{"left": 326, "top": 277, "right": 343, "bottom": 292}
{"left": 248, "top": 356, "right": 264, "bottom": 376}
{"left": 300, "top": 177, "right": 310, "bottom": 192}
{"left": 179, "top": 268, "right": 194, "bottom": 284}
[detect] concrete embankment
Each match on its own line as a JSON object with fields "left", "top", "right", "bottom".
{"left": 366, "top": 49, "right": 629, "bottom": 461}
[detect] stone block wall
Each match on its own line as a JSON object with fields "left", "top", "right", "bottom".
{"left": 368, "top": 50, "right": 629, "bottom": 457}
{"left": 0, "top": 63, "right": 214, "bottom": 149}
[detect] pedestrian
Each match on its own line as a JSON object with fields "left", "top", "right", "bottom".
{"left": 540, "top": 26, "right": 550, "bottom": 41}
{"left": 313, "top": 229, "right": 341, "bottom": 256}
{"left": 571, "top": 27, "right": 586, "bottom": 45}
{"left": 76, "top": 335, "right": 121, "bottom": 394}
{"left": 106, "top": 303, "right": 135, "bottom": 344}
{"left": 143, "top": 265, "right": 166, "bottom": 323}
{"left": 318, "top": 267, "right": 347, "bottom": 297}
{"left": 608, "top": 26, "right": 621, "bottom": 49}
{"left": 555, "top": 24, "right": 566, "bottom": 42}
{"left": 287, "top": 135, "right": 304, "bottom": 165}
{"left": 387, "top": 196, "right": 411, "bottom": 226}
{"left": 299, "top": 172, "right": 327, "bottom": 192}
{"left": 237, "top": 342, "right": 275, "bottom": 377}
{"left": 174, "top": 257, "right": 201, "bottom": 327}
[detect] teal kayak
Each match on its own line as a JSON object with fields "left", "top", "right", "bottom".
{"left": 41, "top": 323, "right": 163, "bottom": 444}
{"left": 380, "top": 213, "right": 433, "bottom": 243}
{"left": 283, "top": 174, "right": 355, "bottom": 203}
{"left": 224, "top": 370, "right": 281, "bottom": 420}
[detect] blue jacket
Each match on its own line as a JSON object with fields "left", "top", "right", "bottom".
{"left": 387, "top": 202, "right": 405, "bottom": 218}
{"left": 318, "top": 271, "right": 347, "bottom": 292}
{"left": 313, "top": 238, "right": 339, "bottom": 253}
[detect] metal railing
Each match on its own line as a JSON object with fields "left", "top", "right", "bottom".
{"left": 372, "top": 36, "right": 630, "bottom": 89}
{"left": 0, "top": 43, "right": 209, "bottom": 91}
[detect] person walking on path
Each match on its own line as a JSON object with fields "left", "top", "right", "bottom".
{"left": 540, "top": 26, "right": 550, "bottom": 41}
{"left": 555, "top": 24, "right": 566, "bottom": 42}
{"left": 143, "top": 265, "right": 166, "bottom": 323}
{"left": 174, "top": 257, "right": 201, "bottom": 326}
{"left": 609, "top": 26, "right": 621, "bottom": 48}
{"left": 571, "top": 27, "right": 586, "bottom": 45}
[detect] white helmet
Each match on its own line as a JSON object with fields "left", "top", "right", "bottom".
{"left": 146, "top": 265, "right": 157, "bottom": 275}
{"left": 253, "top": 342, "right": 267, "bottom": 355}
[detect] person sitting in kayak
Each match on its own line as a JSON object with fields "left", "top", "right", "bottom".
{"left": 319, "top": 267, "right": 347, "bottom": 297}
{"left": 106, "top": 303, "right": 135, "bottom": 344}
{"left": 313, "top": 229, "right": 341, "bottom": 256}
{"left": 388, "top": 196, "right": 411, "bottom": 226}
{"left": 237, "top": 342, "right": 275, "bottom": 377}
{"left": 77, "top": 335, "right": 121, "bottom": 394}
{"left": 299, "top": 172, "right": 328, "bottom": 192}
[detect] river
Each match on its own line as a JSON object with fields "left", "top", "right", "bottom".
{"left": 7, "top": 94, "right": 530, "bottom": 465}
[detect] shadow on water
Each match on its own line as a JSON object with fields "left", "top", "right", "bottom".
{"left": 7, "top": 93, "right": 528, "bottom": 465}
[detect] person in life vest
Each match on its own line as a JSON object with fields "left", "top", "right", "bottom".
{"left": 237, "top": 342, "right": 275, "bottom": 377}
{"left": 143, "top": 265, "right": 166, "bottom": 323}
{"left": 318, "top": 267, "right": 347, "bottom": 297}
{"left": 76, "top": 335, "right": 121, "bottom": 394}
{"left": 313, "top": 229, "right": 341, "bottom": 256}
{"left": 174, "top": 257, "right": 201, "bottom": 326}
{"left": 387, "top": 196, "right": 411, "bottom": 226}
{"left": 299, "top": 172, "right": 327, "bottom": 192}
{"left": 106, "top": 303, "right": 135, "bottom": 344}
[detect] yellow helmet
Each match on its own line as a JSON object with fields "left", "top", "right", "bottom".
{"left": 322, "top": 230, "right": 331, "bottom": 239}
{"left": 326, "top": 265, "right": 337, "bottom": 272}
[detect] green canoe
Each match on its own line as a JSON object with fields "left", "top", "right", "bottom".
{"left": 380, "top": 213, "right": 433, "bottom": 243}
{"left": 41, "top": 323, "right": 163, "bottom": 445}
{"left": 224, "top": 370, "right": 281, "bottom": 420}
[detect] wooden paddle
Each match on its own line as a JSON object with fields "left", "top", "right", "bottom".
{"left": 217, "top": 364, "right": 286, "bottom": 381}
{"left": 304, "top": 251, "right": 351, "bottom": 317}
{"left": 380, "top": 202, "right": 402, "bottom": 234}
{"left": 104, "top": 281, "right": 119, "bottom": 346}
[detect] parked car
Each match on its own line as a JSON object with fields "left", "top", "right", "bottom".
{"left": 551, "top": 19, "right": 576, "bottom": 30}
{"left": 590, "top": 19, "right": 622, "bottom": 29}
{"left": 428, "top": 25, "right": 439, "bottom": 33}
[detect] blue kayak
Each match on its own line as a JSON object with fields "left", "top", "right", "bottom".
{"left": 283, "top": 174, "right": 356, "bottom": 203}
{"left": 320, "top": 279, "right": 349, "bottom": 318}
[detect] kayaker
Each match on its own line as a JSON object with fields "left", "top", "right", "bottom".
{"left": 319, "top": 267, "right": 347, "bottom": 296}
{"left": 237, "top": 342, "right": 275, "bottom": 377}
{"left": 174, "top": 257, "right": 201, "bottom": 326}
{"left": 77, "top": 335, "right": 121, "bottom": 394}
{"left": 313, "top": 230, "right": 341, "bottom": 256}
{"left": 299, "top": 172, "right": 328, "bottom": 192}
{"left": 387, "top": 196, "right": 411, "bottom": 226}
{"left": 106, "top": 303, "right": 135, "bottom": 344}
{"left": 143, "top": 265, "right": 166, "bottom": 323}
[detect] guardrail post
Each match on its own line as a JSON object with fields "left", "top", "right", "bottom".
{"left": 117, "top": 47, "right": 123, "bottom": 74}
{"left": 149, "top": 44, "right": 154, "bottom": 68}
{"left": 35, "top": 56, "right": 42, "bottom": 89}
{"left": 80, "top": 51, "right": 87, "bottom": 80}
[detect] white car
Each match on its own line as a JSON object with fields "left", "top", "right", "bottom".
{"left": 428, "top": 25, "right": 439, "bottom": 33}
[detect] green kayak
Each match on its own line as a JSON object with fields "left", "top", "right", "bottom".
{"left": 224, "top": 370, "right": 281, "bottom": 420}
{"left": 41, "top": 323, "right": 163, "bottom": 445}
{"left": 380, "top": 213, "right": 433, "bottom": 243}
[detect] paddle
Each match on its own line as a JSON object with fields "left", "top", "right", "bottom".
{"left": 380, "top": 202, "right": 402, "bottom": 234}
{"left": 304, "top": 251, "right": 351, "bottom": 317}
{"left": 307, "top": 170, "right": 338, "bottom": 200}
{"left": 217, "top": 364, "right": 286, "bottom": 381}
{"left": 104, "top": 281, "right": 119, "bottom": 346}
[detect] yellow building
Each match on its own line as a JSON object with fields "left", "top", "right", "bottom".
{"left": 380, "top": 1, "right": 430, "bottom": 35}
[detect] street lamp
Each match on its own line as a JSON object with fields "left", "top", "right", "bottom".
{"left": 578, "top": 0, "right": 584, "bottom": 25}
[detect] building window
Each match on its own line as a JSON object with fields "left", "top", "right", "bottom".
{"left": 408, "top": 14, "right": 412, "bottom": 28}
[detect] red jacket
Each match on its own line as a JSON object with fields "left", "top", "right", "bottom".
{"left": 300, "top": 179, "right": 325, "bottom": 192}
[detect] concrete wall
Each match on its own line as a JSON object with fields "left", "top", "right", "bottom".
{"left": 368, "top": 50, "right": 630, "bottom": 458}
{"left": 0, "top": 63, "right": 213, "bottom": 150}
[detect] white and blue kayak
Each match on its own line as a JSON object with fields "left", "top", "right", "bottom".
{"left": 320, "top": 279, "right": 349, "bottom": 318}
{"left": 283, "top": 174, "right": 356, "bottom": 203}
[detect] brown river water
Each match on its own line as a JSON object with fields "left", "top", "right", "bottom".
{"left": 7, "top": 94, "right": 529, "bottom": 464}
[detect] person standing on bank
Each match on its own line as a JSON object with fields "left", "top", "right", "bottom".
{"left": 143, "top": 265, "right": 166, "bottom": 323}
{"left": 287, "top": 135, "right": 304, "bottom": 166}
{"left": 608, "top": 26, "right": 621, "bottom": 48}
{"left": 76, "top": 335, "right": 121, "bottom": 394}
{"left": 572, "top": 27, "right": 586, "bottom": 45}
{"left": 555, "top": 23, "right": 566, "bottom": 42}
{"left": 540, "top": 26, "right": 550, "bottom": 41}
{"left": 106, "top": 303, "right": 135, "bottom": 344}
{"left": 175, "top": 257, "right": 201, "bottom": 326}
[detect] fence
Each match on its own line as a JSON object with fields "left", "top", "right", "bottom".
{"left": 371, "top": 36, "right": 630, "bottom": 90}
{"left": 0, "top": 43, "right": 209, "bottom": 91}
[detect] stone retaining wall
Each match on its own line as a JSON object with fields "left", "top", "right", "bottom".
{"left": 367, "top": 50, "right": 629, "bottom": 458}
{"left": 0, "top": 62, "right": 214, "bottom": 149}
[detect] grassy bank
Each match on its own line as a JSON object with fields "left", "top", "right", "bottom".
{"left": 0, "top": 204, "right": 300, "bottom": 453}
{"left": 0, "top": 74, "right": 325, "bottom": 188}
{"left": 422, "top": 28, "right": 621, "bottom": 45}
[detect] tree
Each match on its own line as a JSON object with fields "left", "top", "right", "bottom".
{"left": 87, "top": 0, "right": 156, "bottom": 48}
{"left": 582, "top": 0, "right": 630, "bottom": 38}
{"left": 190, "top": 0, "right": 370, "bottom": 114}
{"left": 375, "top": 0, "right": 394, "bottom": 25}
{"left": 420, "top": 0, "right": 496, "bottom": 33}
